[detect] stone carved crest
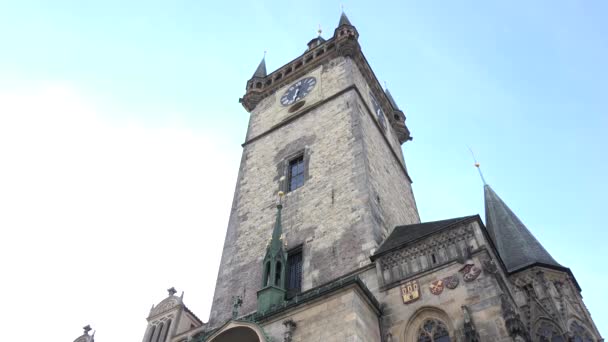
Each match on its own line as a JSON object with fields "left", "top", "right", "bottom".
{"left": 443, "top": 275, "right": 459, "bottom": 289}
{"left": 401, "top": 280, "right": 420, "bottom": 304}
{"left": 430, "top": 279, "right": 444, "bottom": 295}
{"left": 460, "top": 263, "right": 482, "bottom": 282}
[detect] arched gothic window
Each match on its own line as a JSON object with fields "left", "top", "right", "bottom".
{"left": 417, "top": 319, "right": 451, "bottom": 342}
{"left": 146, "top": 325, "right": 156, "bottom": 342}
{"left": 536, "top": 321, "right": 565, "bottom": 342}
{"left": 155, "top": 322, "right": 165, "bottom": 342}
{"left": 160, "top": 319, "right": 172, "bottom": 342}
{"left": 571, "top": 321, "right": 594, "bottom": 342}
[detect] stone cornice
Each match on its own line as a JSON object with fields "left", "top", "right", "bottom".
{"left": 240, "top": 30, "right": 411, "bottom": 144}
{"left": 242, "top": 85, "right": 413, "bottom": 184}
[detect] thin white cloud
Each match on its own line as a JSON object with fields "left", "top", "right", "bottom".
{"left": 0, "top": 83, "right": 237, "bottom": 341}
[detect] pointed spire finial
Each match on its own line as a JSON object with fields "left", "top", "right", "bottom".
{"left": 318, "top": 24, "right": 322, "bottom": 37}
{"left": 252, "top": 54, "right": 267, "bottom": 78}
{"left": 468, "top": 146, "right": 487, "bottom": 185}
{"left": 83, "top": 325, "right": 92, "bottom": 335}
{"left": 338, "top": 9, "right": 353, "bottom": 27}
{"left": 384, "top": 81, "right": 388, "bottom": 90}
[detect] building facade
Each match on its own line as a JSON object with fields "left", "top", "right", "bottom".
{"left": 71, "top": 11, "right": 603, "bottom": 342}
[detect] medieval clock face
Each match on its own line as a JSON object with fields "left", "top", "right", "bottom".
{"left": 280, "top": 77, "right": 317, "bottom": 106}
{"left": 369, "top": 92, "right": 387, "bottom": 130}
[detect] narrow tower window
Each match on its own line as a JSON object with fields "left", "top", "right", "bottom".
{"left": 264, "top": 261, "right": 271, "bottom": 287}
{"left": 147, "top": 325, "right": 156, "bottom": 342}
{"left": 275, "top": 262, "right": 282, "bottom": 286}
{"left": 160, "top": 319, "right": 172, "bottom": 342}
{"left": 288, "top": 155, "right": 305, "bottom": 191}
{"left": 287, "top": 249, "right": 303, "bottom": 298}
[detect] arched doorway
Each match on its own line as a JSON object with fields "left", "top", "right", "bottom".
{"left": 206, "top": 321, "right": 266, "bottom": 342}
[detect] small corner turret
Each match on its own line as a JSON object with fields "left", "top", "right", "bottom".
{"left": 384, "top": 87, "right": 412, "bottom": 143}
{"left": 256, "top": 192, "right": 288, "bottom": 314}
{"left": 334, "top": 11, "right": 359, "bottom": 41}
{"left": 240, "top": 56, "right": 267, "bottom": 112}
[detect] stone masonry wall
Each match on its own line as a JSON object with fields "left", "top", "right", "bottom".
{"left": 210, "top": 57, "right": 376, "bottom": 327}
{"left": 260, "top": 286, "right": 381, "bottom": 342}
{"left": 209, "top": 55, "right": 420, "bottom": 328}
{"left": 369, "top": 220, "right": 518, "bottom": 341}
{"left": 354, "top": 93, "right": 420, "bottom": 240}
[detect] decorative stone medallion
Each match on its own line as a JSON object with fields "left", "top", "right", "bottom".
{"left": 401, "top": 280, "right": 420, "bottom": 304}
{"left": 443, "top": 275, "right": 459, "bottom": 289}
{"left": 430, "top": 280, "right": 444, "bottom": 295}
{"left": 460, "top": 263, "right": 482, "bottom": 282}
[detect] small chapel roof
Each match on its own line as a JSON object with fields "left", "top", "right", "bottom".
{"left": 372, "top": 215, "right": 479, "bottom": 260}
{"left": 484, "top": 184, "right": 563, "bottom": 273}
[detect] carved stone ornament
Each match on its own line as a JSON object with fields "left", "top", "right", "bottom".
{"left": 283, "top": 319, "right": 297, "bottom": 342}
{"left": 460, "top": 263, "right": 482, "bottom": 282}
{"left": 151, "top": 298, "right": 179, "bottom": 316}
{"left": 231, "top": 296, "right": 243, "bottom": 319}
{"left": 482, "top": 259, "right": 498, "bottom": 274}
{"left": 430, "top": 279, "right": 444, "bottom": 295}
{"left": 401, "top": 280, "right": 420, "bottom": 304}
{"left": 443, "top": 275, "right": 459, "bottom": 289}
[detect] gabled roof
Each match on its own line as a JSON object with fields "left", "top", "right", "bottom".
{"left": 372, "top": 215, "right": 479, "bottom": 260}
{"left": 484, "top": 184, "right": 562, "bottom": 273}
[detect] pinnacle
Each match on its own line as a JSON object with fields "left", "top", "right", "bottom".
{"left": 252, "top": 57, "right": 267, "bottom": 78}
{"left": 338, "top": 11, "right": 353, "bottom": 27}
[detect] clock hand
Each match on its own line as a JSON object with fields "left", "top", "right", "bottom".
{"left": 292, "top": 87, "right": 300, "bottom": 101}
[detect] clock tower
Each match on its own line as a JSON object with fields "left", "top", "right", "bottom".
{"left": 208, "top": 11, "right": 419, "bottom": 327}
{"left": 136, "top": 11, "right": 602, "bottom": 342}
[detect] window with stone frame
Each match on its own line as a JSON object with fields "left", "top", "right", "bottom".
{"left": 287, "top": 154, "right": 305, "bottom": 192}
{"left": 286, "top": 247, "right": 303, "bottom": 298}
{"left": 536, "top": 321, "right": 565, "bottom": 342}
{"left": 570, "top": 321, "right": 594, "bottom": 342}
{"left": 417, "top": 319, "right": 451, "bottom": 342}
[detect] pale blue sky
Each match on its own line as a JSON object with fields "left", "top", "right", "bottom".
{"left": 0, "top": 1, "right": 606, "bottom": 340}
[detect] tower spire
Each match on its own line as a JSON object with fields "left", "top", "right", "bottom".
{"left": 252, "top": 54, "right": 267, "bottom": 78}
{"left": 338, "top": 10, "right": 353, "bottom": 27}
{"left": 384, "top": 84, "right": 400, "bottom": 111}
{"left": 269, "top": 192, "right": 285, "bottom": 254}
{"left": 483, "top": 182, "right": 562, "bottom": 273}
{"left": 257, "top": 191, "right": 288, "bottom": 314}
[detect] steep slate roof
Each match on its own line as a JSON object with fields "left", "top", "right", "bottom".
{"left": 372, "top": 215, "right": 478, "bottom": 260}
{"left": 484, "top": 184, "right": 562, "bottom": 272}
{"left": 252, "top": 57, "right": 267, "bottom": 78}
{"left": 385, "top": 89, "right": 400, "bottom": 110}
{"left": 338, "top": 12, "right": 353, "bottom": 27}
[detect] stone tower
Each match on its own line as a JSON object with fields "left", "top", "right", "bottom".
{"left": 208, "top": 11, "right": 419, "bottom": 327}
{"left": 136, "top": 11, "right": 602, "bottom": 342}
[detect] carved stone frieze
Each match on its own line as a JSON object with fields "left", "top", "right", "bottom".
{"left": 378, "top": 223, "right": 478, "bottom": 285}
{"left": 150, "top": 298, "right": 180, "bottom": 317}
